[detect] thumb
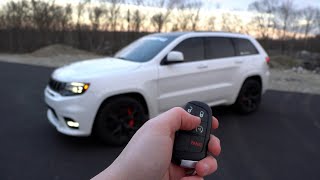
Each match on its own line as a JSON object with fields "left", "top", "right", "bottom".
{"left": 166, "top": 107, "right": 201, "bottom": 132}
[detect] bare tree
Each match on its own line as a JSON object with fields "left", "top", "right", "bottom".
{"left": 221, "top": 13, "right": 234, "bottom": 32}
{"left": 50, "top": 4, "right": 73, "bottom": 31}
{"left": 0, "top": 11, "right": 5, "bottom": 29}
{"left": 317, "top": 9, "right": 320, "bottom": 35}
{"left": 89, "top": 6, "right": 106, "bottom": 31}
{"left": 207, "top": 16, "right": 216, "bottom": 31}
{"left": 175, "top": 3, "right": 191, "bottom": 31}
{"left": 3, "top": 0, "right": 31, "bottom": 29}
{"left": 300, "top": 6, "right": 318, "bottom": 48}
{"left": 275, "top": 0, "right": 296, "bottom": 54}
{"left": 132, "top": 8, "right": 145, "bottom": 32}
{"left": 29, "top": 0, "right": 74, "bottom": 31}
{"left": 174, "top": 0, "right": 203, "bottom": 31}
{"left": 30, "top": 0, "right": 54, "bottom": 30}
{"left": 249, "top": 0, "right": 279, "bottom": 40}
{"left": 60, "top": 4, "right": 73, "bottom": 31}
{"left": 76, "top": 0, "right": 90, "bottom": 30}
{"left": 151, "top": 14, "right": 166, "bottom": 32}
{"left": 150, "top": 0, "right": 179, "bottom": 32}
{"left": 1, "top": 0, "right": 32, "bottom": 51}
{"left": 100, "top": 0, "right": 123, "bottom": 31}
{"left": 126, "top": 0, "right": 147, "bottom": 32}
{"left": 289, "top": 11, "right": 301, "bottom": 38}
{"left": 189, "top": 0, "right": 203, "bottom": 31}
{"left": 125, "top": 9, "right": 131, "bottom": 31}
{"left": 286, "top": 9, "right": 300, "bottom": 54}
{"left": 221, "top": 13, "right": 249, "bottom": 33}
{"left": 233, "top": 15, "right": 249, "bottom": 34}
{"left": 75, "top": 0, "right": 90, "bottom": 49}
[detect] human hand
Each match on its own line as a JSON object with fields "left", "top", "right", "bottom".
{"left": 92, "top": 107, "right": 221, "bottom": 180}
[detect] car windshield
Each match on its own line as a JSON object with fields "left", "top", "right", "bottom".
{"left": 114, "top": 35, "right": 178, "bottom": 62}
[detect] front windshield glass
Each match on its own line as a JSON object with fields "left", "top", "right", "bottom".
{"left": 114, "top": 35, "right": 178, "bottom": 62}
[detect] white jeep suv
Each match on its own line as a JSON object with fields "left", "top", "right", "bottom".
{"left": 45, "top": 32, "right": 270, "bottom": 144}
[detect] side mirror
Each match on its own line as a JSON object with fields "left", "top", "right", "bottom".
{"left": 166, "top": 51, "right": 184, "bottom": 63}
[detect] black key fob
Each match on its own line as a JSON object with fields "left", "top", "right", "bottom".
{"left": 172, "top": 101, "right": 212, "bottom": 168}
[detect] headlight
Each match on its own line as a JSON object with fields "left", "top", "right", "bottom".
{"left": 60, "top": 82, "right": 90, "bottom": 96}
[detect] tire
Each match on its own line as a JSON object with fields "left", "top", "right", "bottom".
{"left": 93, "top": 96, "right": 148, "bottom": 145}
{"left": 234, "top": 79, "right": 262, "bottom": 114}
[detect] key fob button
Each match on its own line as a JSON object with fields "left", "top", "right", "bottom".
{"left": 189, "top": 136, "right": 205, "bottom": 153}
{"left": 174, "top": 133, "right": 190, "bottom": 152}
{"left": 199, "top": 109, "right": 208, "bottom": 122}
{"left": 191, "top": 120, "right": 207, "bottom": 136}
{"left": 187, "top": 105, "right": 200, "bottom": 117}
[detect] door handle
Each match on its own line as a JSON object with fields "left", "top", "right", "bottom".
{"left": 197, "top": 64, "right": 208, "bottom": 69}
{"left": 235, "top": 60, "right": 243, "bottom": 64}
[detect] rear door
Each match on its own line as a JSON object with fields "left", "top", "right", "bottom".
{"left": 231, "top": 37, "right": 264, "bottom": 94}
{"left": 202, "top": 37, "right": 243, "bottom": 104}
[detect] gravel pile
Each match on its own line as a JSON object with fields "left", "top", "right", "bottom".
{"left": 0, "top": 44, "right": 101, "bottom": 67}
{"left": 31, "top": 44, "right": 95, "bottom": 57}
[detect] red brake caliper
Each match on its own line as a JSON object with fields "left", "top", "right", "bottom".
{"left": 127, "top": 108, "right": 135, "bottom": 128}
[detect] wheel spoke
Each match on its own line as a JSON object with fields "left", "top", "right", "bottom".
{"left": 122, "top": 123, "right": 131, "bottom": 130}
{"left": 131, "top": 107, "right": 139, "bottom": 116}
{"left": 112, "top": 125, "right": 122, "bottom": 136}
{"left": 99, "top": 100, "right": 147, "bottom": 144}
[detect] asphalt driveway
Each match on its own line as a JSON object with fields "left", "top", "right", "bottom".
{"left": 0, "top": 62, "right": 319, "bottom": 180}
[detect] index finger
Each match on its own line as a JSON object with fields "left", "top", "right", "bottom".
{"left": 212, "top": 116, "right": 219, "bottom": 130}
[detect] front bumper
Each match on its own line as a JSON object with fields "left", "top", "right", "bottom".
{"left": 44, "top": 86, "right": 98, "bottom": 136}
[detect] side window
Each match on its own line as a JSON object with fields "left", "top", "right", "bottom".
{"left": 234, "top": 38, "right": 259, "bottom": 56}
{"left": 173, "top": 38, "right": 204, "bottom": 62}
{"left": 205, "top": 37, "right": 236, "bottom": 59}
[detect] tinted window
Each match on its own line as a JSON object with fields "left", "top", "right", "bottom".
{"left": 205, "top": 37, "right": 236, "bottom": 59}
{"left": 234, "top": 38, "right": 258, "bottom": 56}
{"left": 115, "top": 35, "right": 177, "bottom": 62}
{"left": 173, "top": 38, "right": 204, "bottom": 62}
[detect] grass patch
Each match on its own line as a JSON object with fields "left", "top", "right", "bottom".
{"left": 269, "top": 55, "right": 301, "bottom": 69}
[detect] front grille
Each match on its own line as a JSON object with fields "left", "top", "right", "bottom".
{"left": 48, "top": 78, "right": 66, "bottom": 93}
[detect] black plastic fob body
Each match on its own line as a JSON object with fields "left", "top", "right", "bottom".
{"left": 172, "top": 101, "right": 212, "bottom": 168}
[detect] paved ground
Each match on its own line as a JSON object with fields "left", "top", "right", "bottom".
{"left": 0, "top": 62, "right": 319, "bottom": 180}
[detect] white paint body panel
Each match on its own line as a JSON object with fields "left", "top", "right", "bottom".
{"left": 44, "top": 32, "right": 270, "bottom": 136}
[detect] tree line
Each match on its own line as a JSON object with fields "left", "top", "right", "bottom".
{"left": 248, "top": 0, "right": 320, "bottom": 54}
{"left": 0, "top": 0, "right": 319, "bottom": 54}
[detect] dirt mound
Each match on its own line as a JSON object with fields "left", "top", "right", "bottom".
{"left": 31, "top": 44, "right": 94, "bottom": 57}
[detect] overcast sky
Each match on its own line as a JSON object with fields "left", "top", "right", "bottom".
{"left": 205, "top": 0, "right": 320, "bottom": 10}
{"left": 1, "top": 0, "right": 319, "bottom": 10}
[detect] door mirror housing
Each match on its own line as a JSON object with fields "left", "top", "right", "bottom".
{"left": 166, "top": 51, "right": 184, "bottom": 64}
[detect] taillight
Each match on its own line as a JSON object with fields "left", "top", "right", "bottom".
{"left": 265, "top": 57, "right": 270, "bottom": 63}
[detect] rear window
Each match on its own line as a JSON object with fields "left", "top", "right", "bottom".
{"left": 233, "top": 38, "right": 259, "bottom": 56}
{"left": 205, "top": 37, "right": 236, "bottom": 59}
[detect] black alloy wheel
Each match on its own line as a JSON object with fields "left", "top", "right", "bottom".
{"left": 235, "top": 79, "right": 262, "bottom": 114}
{"left": 94, "top": 97, "right": 147, "bottom": 145}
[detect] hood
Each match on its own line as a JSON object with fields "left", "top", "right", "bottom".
{"left": 52, "top": 57, "right": 141, "bottom": 81}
